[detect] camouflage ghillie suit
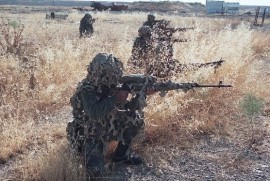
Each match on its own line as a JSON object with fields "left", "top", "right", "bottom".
{"left": 128, "top": 25, "right": 180, "bottom": 78}
{"left": 152, "top": 20, "right": 175, "bottom": 64}
{"left": 79, "top": 13, "right": 94, "bottom": 38}
{"left": 147, "top": 20, "right": 187, "bottom": 77}
{"left": 67, "top": 53, "right": 144, "bottom": 177}
{"left": 128, "top": 23, "right": 183, "bottom": 78}
{"left": 151, "top": 20, "right": 224, "bottom": 77}
{"left": 144, "top": 58, "right": 224, "bottom": 79}
{"left": 129, "top": 26, "right": 157, "bottom": 72}
{"left": 152, "top": 19, "right": 190, "bottom": 63}
{"left": 142, "top": 14, "right": 160, "bottom": 29}
{"left": 129, "top": 18, "right": 224, "bottom": 78}
{"left": 129, "top": 19, "right": 184, "bottom": 77}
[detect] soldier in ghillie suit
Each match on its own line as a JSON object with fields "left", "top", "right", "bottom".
{"left": 79, "top": 13, "right": 96, "bottom": 38}
{"left": 150, "top": 20, "right": 224, "bottom": 78}
{"left": 129, "top": 18, "right": 224, "bottom": 78}
{"left": 128, "top": 25, "right": 175, "bottom": 78}
{"left": 143, "top": 14, "right": 161, "bottom": 29}
{"left": 67, "top": 53, "right": 154, "bottom": 178}
{"left": 152, "top": 19, "right": 192, "bottom": 61}
{"left": 152, "top": 20, "right": 177, "bottom": 63}
{"left": 129, "top": 26, "right": 156, "bottom": 69}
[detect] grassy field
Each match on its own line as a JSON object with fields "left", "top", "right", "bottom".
{"left": 0, "top": 7, "right": 270, "bottom": 180}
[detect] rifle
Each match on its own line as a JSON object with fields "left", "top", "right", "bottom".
{"left": 165, "top": 27, "right": 195, "bottom": 33}
{"left": 174, "top": 27, "right": 195, "bottom": 32}
{"left": 154, "top": 19, "right": 171, "bottom": 24}
{"left": 91, "top": 18, "right": 98, "bottom": 23}
{"left": 158, "top": 36, "right": 189, "bottom": 43}
{"left": 120, "top": 74, "right": 231, "bottom": 96}
{"left": 157, "top": 27, "right": 194, "bottom": 38}
{"left": 173, "top": 38, "right": 189, "bottom": 43}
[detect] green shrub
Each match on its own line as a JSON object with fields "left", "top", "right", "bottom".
{"left": 240, "top": 94, "right": 263, "bottom": 119}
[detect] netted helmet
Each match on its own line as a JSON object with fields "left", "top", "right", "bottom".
{"left": 87, "top": 53, "right": 123, "bottom": 88}
{"left": 138, "top": 26, "right": 151, "bottom": 37}
{"left": 147, "top": 14, "right": 155, "bottom": 22}
{"left": 84, "top": 13, "right": 92, "bottom": 19}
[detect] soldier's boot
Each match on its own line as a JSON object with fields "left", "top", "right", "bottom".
{"left": 112, "top": 141, "right": 143, "bottom": 165}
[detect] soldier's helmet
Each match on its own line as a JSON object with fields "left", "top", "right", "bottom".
{"left": 147, "top": 14, "right": 155, "bottom": 22}
{"left": 87, "top": 53, "right": 123, "bottom": 88}
{"left": 84, "top": 13, "right": 92, "bottom": 19}
{"left": 138, "top": 26, "right": 152, "bottom": 37}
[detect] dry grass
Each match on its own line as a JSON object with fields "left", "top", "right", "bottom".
{"left": 0, "top": 8, "right": 270, "bottom": 180}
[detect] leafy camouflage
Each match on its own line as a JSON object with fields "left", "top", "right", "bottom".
{"left": 129, "top": 26, "right": 156, "bottom": 69}
{"left": 86, "top": 53, "right": 123, "bottom": 89}
{"left": 128, "top": 16, "right": 224, "bottom": 78}
{"left": 67, "top": 53, "right": 145, "bottom": 177}
{"left": 79, "top": 13, "right": 95, "bottom": 38}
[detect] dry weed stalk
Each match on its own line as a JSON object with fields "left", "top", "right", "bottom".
{"left": 0, "top": 17, "right": 24, "bottom": 55}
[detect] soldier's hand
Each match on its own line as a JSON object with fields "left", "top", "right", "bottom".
{"left": 116, "top": 90, "right": 129, "bottom": 103}
{"left": 146, "top": 87, "right": 155, "bottom": 95}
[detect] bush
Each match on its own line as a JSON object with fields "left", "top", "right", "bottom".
{"left": 239, "top": 94, "right": 263, "bottom": 141}
{"left": 0, "top": 18, "right": 24, "bottom": 55}
{"left": 240, "top": 94, "right": 263, "bottom": 119}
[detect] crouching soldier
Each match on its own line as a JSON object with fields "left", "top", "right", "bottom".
{"left": 67, "top": 53, "right": 154, "bottom": 179}
{"left": 79, "top": 13, "right": 96, "bottom": 38}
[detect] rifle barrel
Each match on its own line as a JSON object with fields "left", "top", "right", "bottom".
{"left": 193, "top": 85, "right": 232, "bottom": 88}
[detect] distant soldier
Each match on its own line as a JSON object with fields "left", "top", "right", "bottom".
{"left": 153, "top": 20, "right": 190, "bottom": 61}
{"left": 129, "top": 18, "right": 224, "bottom": 78}
{"left": 79, "top": 13, "right": 96, "bottom": 38}
{"left": 153, "top": 20, "right": 175, "bottom": 61}
{"left": 50, "top": 12, "right": 55, "bottom": 19}
{"left": 129, "top": 26, "right": 156, "bottom": 69}
{"left": 153, "top": 19, "right": 191, "bottom": 42}
{"left": 128, "top": 25, "right": 176, "bottom": 77}
{"left": 143, "top": 14, "right": 163, "bottom": 29}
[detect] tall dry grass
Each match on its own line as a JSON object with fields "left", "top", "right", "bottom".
{"left": 0, "top": 9, "right": 270, "bottom": 180}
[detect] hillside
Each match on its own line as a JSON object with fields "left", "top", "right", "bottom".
{"left": 0, "top": 0, "right": 206, "bottom": 15}
{"left": 127, "top": 1, "right": 205, "bottom": 15}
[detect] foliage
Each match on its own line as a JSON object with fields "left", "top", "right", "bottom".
{"left": 239, "top": 94, "right": 264, "bottom": 143}
{"left": 239, "top": 94, "right": 263, "bottom": 119}
{"left": 0, "top": 17, "right": 24, "bottom": 55}
{"left": 8, "top": 20, "right": 20, "bottom": 28}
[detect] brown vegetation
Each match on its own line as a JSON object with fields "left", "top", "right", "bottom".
{"left": 0, "top": 7, "right": 270, "bottom": 180}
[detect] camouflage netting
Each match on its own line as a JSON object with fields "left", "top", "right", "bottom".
{"left": 87, "top": 53, "right": 123, "bottom": 88}
{"left": 129, "top": 19, "right": 224, "bottom": 78}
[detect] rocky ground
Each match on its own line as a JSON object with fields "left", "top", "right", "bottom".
{"left": 106, "top": 117, "right": 270, "bottom": 181}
